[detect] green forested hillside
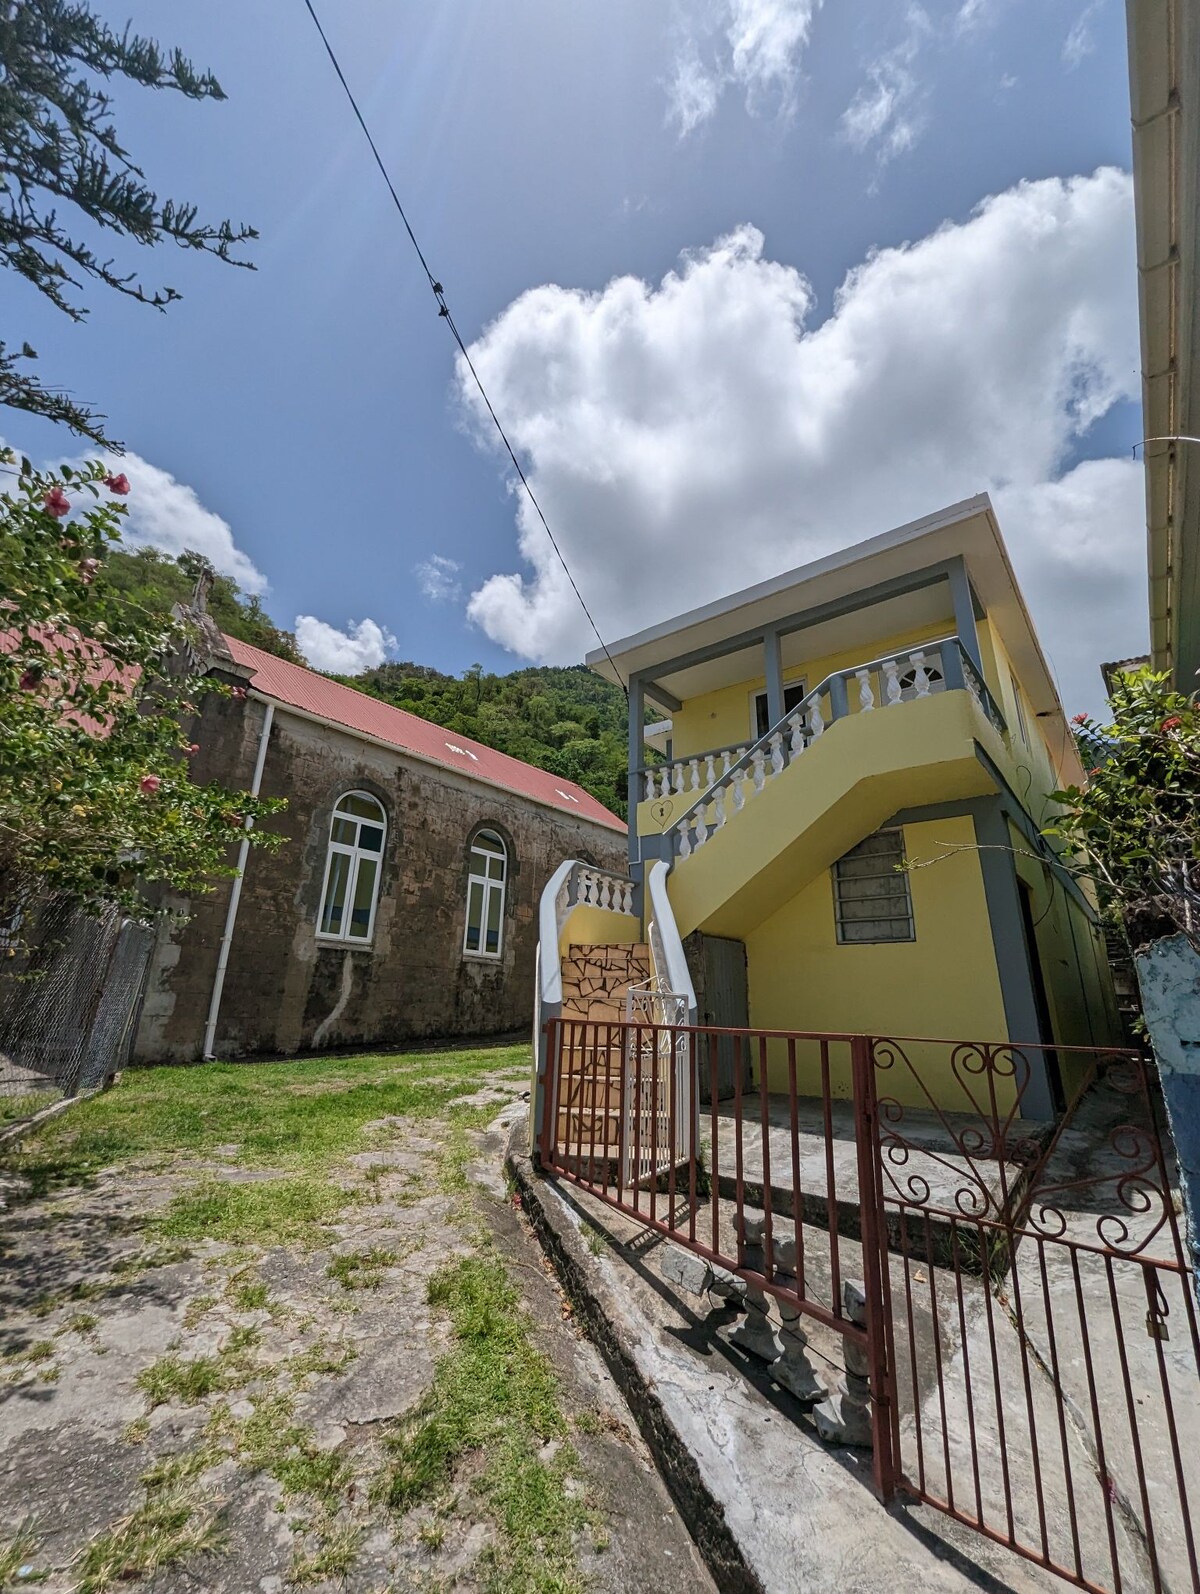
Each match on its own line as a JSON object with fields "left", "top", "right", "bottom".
{"left": 98, "top": 547, "right": 304, "bottom": 663}
{"left": 339, "top": 660, "right": 631, "bottom": 814}
{"left": 98, "top": 546, "right": 634, "bottom": 815}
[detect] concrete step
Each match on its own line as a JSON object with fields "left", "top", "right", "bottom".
{"left": 560, "top": 942, "right": 654, "bottom": 1021}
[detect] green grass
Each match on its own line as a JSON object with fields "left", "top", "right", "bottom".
{"left": 0, "top": 1519, "right": 39, "bottom": 1585}
{"left": 0, "top": 1089, "right": 59, "bottom": 1128}
{"left": 0, "top": 1339, "right": 56, "bottom": 1387}
{"left": 2, "top": 1045, "right": 528, "bottom": 1191}
{"left": 287, "top": 1522, "right": 363, "bottom": 1587}
{"left": 137, "top": 1327, "right": 260, "bottom": 1408}
{"left": 56, "top": 1311, "right": 98, "bottom": 1337}
{"left": 214, "top": 1391, "right": 351, "bottom": 1504}
{"left": 326, "top": 1246, "right": 398, "bottom": 1291}
{"left": 285, "top": 1337, "right": 357, "bottom": 1385}
{"left": 385, "top": 1255, "right": 590, "bottom": 1594}
{"left": 72, "top": 1448, "right": 224, "bottom": 1594}
{"left": 226, "top": 1276, "right": 269, "bottom": 1312}
{"left": 157, "top": 1176, "right": 349, "bottom": 1247}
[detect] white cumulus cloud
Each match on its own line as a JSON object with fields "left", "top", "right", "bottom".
{"left": 60, "top": 447, "right": 267, "bottom": 594}
{"left": 666, "top": 0, "right": 821, "bottom": 135}
{"left": 457, "top": 168, "right": 1144, "bottom": 718}
{"left": 294, "top": 615, "right": 396, "bottom": 675}
{"left": 415, "top": 554, "right": 464, "bottom": 604}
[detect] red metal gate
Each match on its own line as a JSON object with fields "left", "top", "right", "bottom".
{"left": 862, "top": 1037, "right": 1200, "bottom": 1594}
{"left": 537, "top": 1019, "right": 1200, "bottom": 1592}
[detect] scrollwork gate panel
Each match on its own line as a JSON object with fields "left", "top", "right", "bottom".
{"left": 868, "top": 1038, "right": 1200, "bottom": 1594}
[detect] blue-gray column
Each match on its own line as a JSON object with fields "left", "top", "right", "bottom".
{"left": 973, "top": 798, "right": 1055, "bottom": 1120}
{"left": 948, "top": 555, "right": 983, "bottom": 673}
{"left": 627, "top": 675, "right": 645, "bottom": 865}
{"left": 1135, "top": 935, "right": 1200, "bottom": 1304}
{"left": 763, "top": 628, "right": 784, "bottom": 730}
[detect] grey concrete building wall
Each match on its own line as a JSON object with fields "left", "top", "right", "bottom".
{"left": 134, "top": 696, "right": 626, "bottom": 1064}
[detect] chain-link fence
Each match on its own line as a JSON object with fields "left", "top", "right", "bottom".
{"left": 0, "top": 897, "right": 154, "bottom": 1126}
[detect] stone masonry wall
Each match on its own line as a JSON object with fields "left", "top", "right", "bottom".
{"left": 134, "top": 694, "right": 627, "bottom": 1063}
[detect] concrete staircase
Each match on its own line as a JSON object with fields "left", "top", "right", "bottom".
{"left": 556, "top": 943, "right": 652, "bottom": 1168}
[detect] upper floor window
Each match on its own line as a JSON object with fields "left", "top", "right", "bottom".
{"left": 832, "top": 830, "right": 915, "bottom": 944}
{"left": 317, "top": 792, "right": 386, "bottom": 943}
{"left": 753, "top": 681, "right": 807, "bottom": 739}
{"left": 1009, "top": 671, "right": 1029, "bottom": 745}
{"left": 897, "top": 657, "right": 945, "bottom": 700}
{"left": 464, "top": 830, "right": 507, "bottom": 958}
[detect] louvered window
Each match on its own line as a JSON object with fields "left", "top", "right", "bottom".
{"left": 832, "top": 830, "right": 914, "bottom": 944}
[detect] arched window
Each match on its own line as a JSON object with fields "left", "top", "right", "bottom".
{"left": 464, "top": 830, "right": 507, "bottom": 958}
{"left": 317, "top": 792, "right": 386, "bottom": 943}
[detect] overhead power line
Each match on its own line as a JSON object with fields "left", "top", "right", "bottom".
{"left": 300, "top": 0, "right": 626, "bottom": 693}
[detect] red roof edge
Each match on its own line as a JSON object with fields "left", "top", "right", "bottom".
{"left": 221, "top": 635, "right": 627, "bottom": 834}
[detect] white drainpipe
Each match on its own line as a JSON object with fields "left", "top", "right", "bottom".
{"left": 202, "top": 699, "right": 274, "bottom": 1059}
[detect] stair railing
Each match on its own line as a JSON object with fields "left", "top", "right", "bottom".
{"left": 535, "top": 858, "right": 640, "bottom": 1167}
{"left": 656, "top": 636, "right": 1006, "bottom": 861}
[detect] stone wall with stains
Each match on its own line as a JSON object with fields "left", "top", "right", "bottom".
{"left": 133, "top": 694, "right": 627, "bottom": 1063}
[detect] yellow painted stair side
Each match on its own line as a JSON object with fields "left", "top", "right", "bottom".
{"left": 664, "top": 690, "right": 1003, "bottom": 941}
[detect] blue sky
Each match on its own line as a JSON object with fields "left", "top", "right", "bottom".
{"left": 9, "top": 0, "right": 1143, "bottom": 713}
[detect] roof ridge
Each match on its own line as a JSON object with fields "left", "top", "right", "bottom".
{"left": 220, "top": 635, "right": 625, "bottom": 831}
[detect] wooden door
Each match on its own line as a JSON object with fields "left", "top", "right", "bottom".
{"left": 700, "top": 935, "right": 748, "bottom": 1101}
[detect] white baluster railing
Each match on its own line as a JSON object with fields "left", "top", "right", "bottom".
{"left": 751, "top": 746, "right": 767, "bottom": 794}
{"left": 571, "top": 863, "right": 637, "bottom": 916}
{"left": 883, "top": 657, "right": 902, "bottom": 706}
{"left": 654, "top": 636, "right": 1007, "bottom": 865}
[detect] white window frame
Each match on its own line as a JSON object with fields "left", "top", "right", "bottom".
{"left": 751, "top": 679, "right": 808, "bottom": 740}
{"left": 832, "top": 829, "right": 915, "bottom": 945}
{"left": 1009, "top": 671, "right": 1030, "bottom": 745}
{"left": 316, "top": 791, "right": 387, "bottom": 946}
{"left": 463, "top": 829, "right": 508, "bottom": 960}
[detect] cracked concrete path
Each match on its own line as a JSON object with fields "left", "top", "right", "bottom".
{"left": 511, "top": 1130, "right": 1095, "bottom": 1594}
{"left": 0, "top": 1045, "right": 714, "bottom": 1593}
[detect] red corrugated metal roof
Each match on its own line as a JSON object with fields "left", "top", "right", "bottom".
{"left": 223, "top": 636, "right": 626, "bottom": 833}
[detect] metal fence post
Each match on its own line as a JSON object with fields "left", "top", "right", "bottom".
{"left": 851, "top": 1033, "right": 897, "bottom": 1501}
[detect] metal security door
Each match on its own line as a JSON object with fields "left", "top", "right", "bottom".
{"left": 700, "top": 935, "right": 748, "bottom": 1101}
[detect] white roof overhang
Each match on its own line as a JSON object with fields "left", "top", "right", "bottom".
{"left": 1127, "top": 0, "right": 1200, "bottom": 687}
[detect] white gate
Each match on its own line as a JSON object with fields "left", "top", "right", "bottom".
{"left": 621, "top": 981, "right": 692, "bottom": 1190}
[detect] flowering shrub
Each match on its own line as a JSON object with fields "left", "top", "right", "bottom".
{"left": 0, "top": 451, "right": 284, "bottom": 945}
{"left": 1050, "top": 671, "right": 1200, "bottom": 950}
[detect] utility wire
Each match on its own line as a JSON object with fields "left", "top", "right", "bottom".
{"left": 300, "top": 0, "right": 626, "bottom": 693}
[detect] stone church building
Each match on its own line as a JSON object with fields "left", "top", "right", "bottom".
{"left": 133, "top": 624, "right": 626, "bottom": 1064}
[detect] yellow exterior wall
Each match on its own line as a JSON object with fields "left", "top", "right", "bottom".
{"left": 977, "top": 622, "right": 1073, "bottom": 808}
{"left": 1010, "top": 824, "right": 1124, "bottom": 1097}
{"left": 743, "top": 816, "right": 1012, "bottom": 1109}
{"left": 557, "top": 905, "right": 642, "bottom": 956}
{"left": 658, "top": 690, "right": 1003, "bottom": 937}
{"left": 668, "top": 616, "right": 956, "bottom": 760}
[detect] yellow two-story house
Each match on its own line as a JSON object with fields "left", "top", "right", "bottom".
{"left": 535, "top": 495, "right": 1120, "bottom": 1143}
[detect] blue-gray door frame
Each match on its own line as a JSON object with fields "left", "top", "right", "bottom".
{"left": 888, "top": 794, "right": 1060, "bottom": 1120}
